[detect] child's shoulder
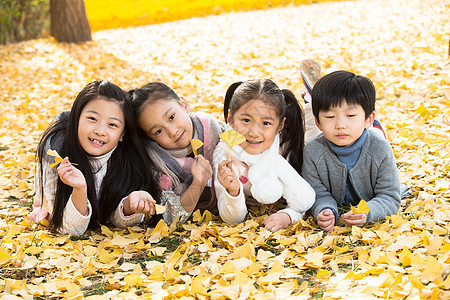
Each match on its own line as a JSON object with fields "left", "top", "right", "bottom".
{"left": 365, "top": 130, "right": 393, "bottom": 153}
{"left": 304, "top": 134, "right": 328, "bottom": 156}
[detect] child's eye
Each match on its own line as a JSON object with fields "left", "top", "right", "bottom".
{"left": 154, "top": 129, "right": 163, "bottom": 135}
{"left": 169, "top": 114, "right": 175, "bottom": 121}
{"left": 109, "top": 123, "right": 119, "bottom": 128}
{"left": 325, "top": 115, "right": 335, "bottom": 119}
{"left": 88, "top": 116, "right": 96, "bottom": 121}
{"left": 262, "top": 121, "right": 271, "bottom": 126}
{"left": 242, "top": 118, "right": 250, "bottom": 123}
{"left": 348, "top": 114, "right": 356, "bottom": 118}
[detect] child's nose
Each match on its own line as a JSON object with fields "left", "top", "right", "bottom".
{"left": 168, "top": 125, "right": 178, "bottom": 137}
{"left": 94, "top": 123, "right": 107, "bottom": 136}
{"left": 247, "top": 124, "right": 260, "bottom": 137}
{"left": 336, "top": 117, "right": 346, "bottom": 129}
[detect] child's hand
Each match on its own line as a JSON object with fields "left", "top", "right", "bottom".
{"left": 217, "top": 160, "right": 240, "bottom": 197}
{"left": 57, "top": 157, "right": 86, "bottom": 190}
{"left": 124, "top": 191, "right": 156, "bottom": 216}
{"left": 341, "top": 211, "right": 367, "bottom": 227}
{"left": 191, "top": 155, "right": 213, "bottom": 187}
{"left": 317, "top": 208, "right": 335, "bottom": 232}
{"left": 263, "top": 212, "right": 291, "bottom": 232}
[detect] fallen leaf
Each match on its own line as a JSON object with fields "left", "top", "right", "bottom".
{"left": 351, "top": 199, "right": 370, "bottom": 214}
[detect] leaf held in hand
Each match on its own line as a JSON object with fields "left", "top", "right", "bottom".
{"left": 47, "top": 149, "right": 77, "bottom": 168}
{"left": 190, "top": 139, "right": 203, "bottom": 156}
{"left": 219, "top": 130, "right": 246, "bottom": 149}
{"left": 47, "top": 149, "right": 63, "bottom": 168}
{"left": 351, "top": 199, "right": 370, "bottom": 214}
{"left": 155, "top": 204, "right": 166, "bottom": 214}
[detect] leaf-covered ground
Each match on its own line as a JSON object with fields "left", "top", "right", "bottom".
{"left": 0, "top": 0, "right": 449, "bottom": 298}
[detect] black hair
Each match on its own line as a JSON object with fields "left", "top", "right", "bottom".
{"left": 223, "top": 79, "right": 305, "bottom": 173}
{"left": 37, "top": 80, "right": 160, "bottom": 232}
{"left": 311, "top": 70, "right": 376, "bottom": 121}
{"left": 129, "top": 82, "right": 180, "bottom": 117}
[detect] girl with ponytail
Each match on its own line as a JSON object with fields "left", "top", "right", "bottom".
{"left": 215, "top": 79, "right": 315, "bottom": 232}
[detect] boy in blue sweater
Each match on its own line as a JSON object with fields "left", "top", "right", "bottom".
{"left": 301, "top": 70, "right": 401, "bottom": 232}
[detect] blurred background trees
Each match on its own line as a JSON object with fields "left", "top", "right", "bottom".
{"left": 0, "top": 0, "right": 49, "bottom": 44}
{"left": 0, "top": 0, "right": 91, "bottom": 44}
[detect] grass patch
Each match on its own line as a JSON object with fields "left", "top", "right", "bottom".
{"left": 82, "top": 276, "right": 108, "bottom": 297}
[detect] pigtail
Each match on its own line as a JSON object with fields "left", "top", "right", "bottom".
{"left": 280, "top": 89, "right": 305, "bottom": 174}
{"left": 223, "top": 81, "right": 243, "bottom": 122}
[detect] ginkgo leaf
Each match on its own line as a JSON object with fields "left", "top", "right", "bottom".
{"left": 155, "top": 204, "right": 166, "bottom": 214}
{"left": 47, "top": 149, "right": 77, "bottom": 168}
{"left": 351, "top": 199, "right": 370, "bottom": 214}
{"left": 219, "top": 130, "right": 246, "bottom": 149}
{"left": 190, "top": 139, "right": 203, "bottom": 156}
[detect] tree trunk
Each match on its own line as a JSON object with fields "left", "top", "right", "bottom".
{"left": 50, "top": 0, "right": 91, "bottom": 43}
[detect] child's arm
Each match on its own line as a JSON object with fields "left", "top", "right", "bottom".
{"left": 213, "top": 146, "right": 247, "bottom": 224}
{"left": 110, "top": 191, "right": 155, "bottom": 228}
{"left": 179, "top": 155, "right": 213, "bottom": 213}
{"left": 57, "top": 157, "right": 88, "bottom": 215}
{"left": 302, "top": 145, "right": 339, "bottom": 230}
{"left": 351, "top": 139, "right": 401, "bottom": 223}
{"left": 33, "top": 157, "right": 91, "bottom": 236}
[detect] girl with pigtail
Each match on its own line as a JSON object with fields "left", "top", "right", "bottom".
{"left": 214, "top": 79, "right": 315, "bottom": 232}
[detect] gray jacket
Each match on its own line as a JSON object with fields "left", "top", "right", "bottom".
{"left": 302, "top": 130, "right": 401, "bottom": 223}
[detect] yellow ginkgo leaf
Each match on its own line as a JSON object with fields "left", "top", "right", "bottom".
{"left": 155, "top": 204, "right": 166, "bottom": 215}
{"left": 219, "top": 130, "right": 246, "bottom": 149}
{"left": 47, "top": 149, "right": 77, "bottom": 168}
{"left": 351, "top": 199, "right": 370, "bottom": 214}
{"left": 190, "top": 139, "right": 203, "bottom": 156}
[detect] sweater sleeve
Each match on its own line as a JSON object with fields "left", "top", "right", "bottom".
{"left": 213, "top": 145, "right": 248, "bottom": 225}
{"left": 361, "top": 142, "right": 401, "bottom": 223}
{"left": 34, "top": 159, "right": 92, "bottom": 236}
{"left": 110, "top": 197, "right": 145, "bottom": 228}
{"left": 301, "top": 143, "right": 339, "bottom": 221}
{"left": 60, "top": 195, "right": 92, "bottom": 236}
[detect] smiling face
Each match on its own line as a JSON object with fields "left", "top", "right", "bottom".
{"left": 77, "top": 97, "right": 125, "bottom": 156}
{"left": 138, "top": 99, "right": 193, "bottom": 149}
{"left": 316, "top": 101, "right": 375, "bottom": 147}
{"left": 228, "top": 99, "right": 284, "bottom": 155}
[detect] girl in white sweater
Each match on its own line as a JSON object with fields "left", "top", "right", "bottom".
{"left": 30, "top": 80, "right": 160, "bottom": 236}
{"left": 214, "top": 79, "right": 315, "bottom": 232}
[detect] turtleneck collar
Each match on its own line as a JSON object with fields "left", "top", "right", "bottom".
{"left": 326, "top": 129, "right": 368, "bottom": 170}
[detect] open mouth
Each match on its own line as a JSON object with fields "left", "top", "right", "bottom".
{"left": 89, "top": 138, "right": 105, "bottom": 146}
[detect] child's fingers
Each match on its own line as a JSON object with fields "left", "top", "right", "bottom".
{"left": 342, "top": 213, "right": 364, "bottom": 220}
{"left": 218, "top": 160, "right": 232, "bottom": 170}
{"left": 317, "top": 212, "right": 334, "bottom": 222}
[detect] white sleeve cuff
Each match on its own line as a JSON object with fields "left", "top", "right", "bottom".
{"left": 60, "top": 195, "right": 91, "bottom": 236}
{"left": 111, "top": 197, "right": 145, "bottom": 228}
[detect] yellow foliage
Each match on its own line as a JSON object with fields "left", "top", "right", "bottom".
{"left": 0, "top": 0, "right": 449, "bottom": 298}
{"left": 84, "top": 0, "right": 335, "bottom": 31}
